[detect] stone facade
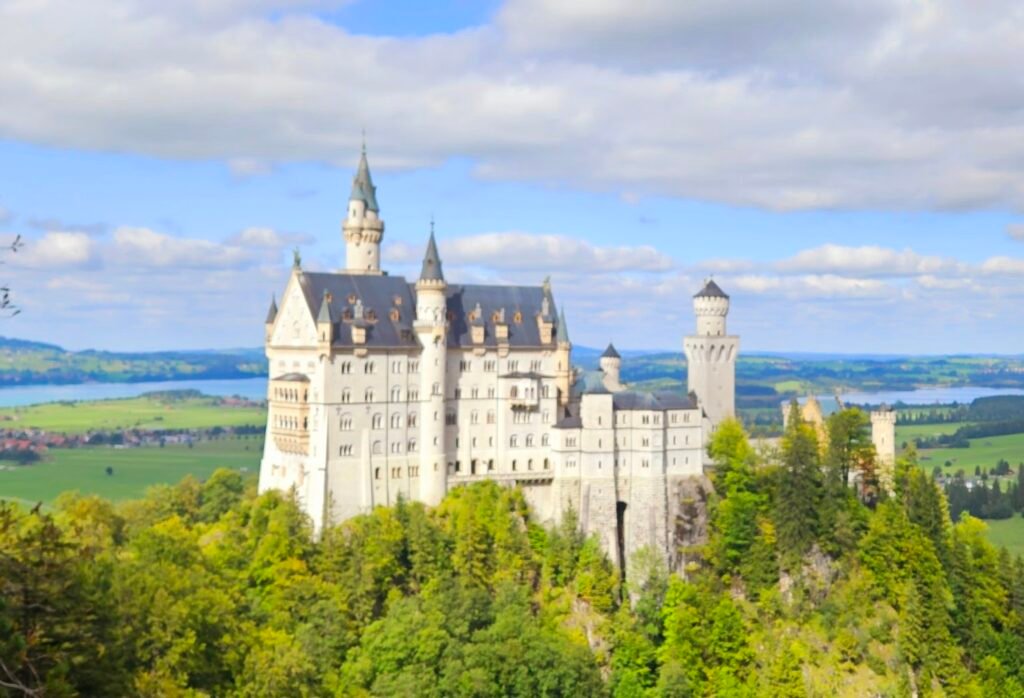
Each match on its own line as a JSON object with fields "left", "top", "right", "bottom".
{"left": 258, "top": 149, "right": 736, "bottom": 575}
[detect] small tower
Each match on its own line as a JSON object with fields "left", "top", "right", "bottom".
{"left": 414, "top": 228, "right": 449, "bottom": 506}
{"left": 599, "top": 343, "right": 624, "bottom": 392}
{"left": 316, "top": 290, "right": 333, "bottom": 355}
{"left": 554, "top": 306, "right": 573, "bottom": 406}
{"left": 683, "top": 279, "right": 738, "bottom": 428}
{"left": 871, "top": 405, "right": 897, "bottom": 493}
{"left": 342, "top": 143, "right": 385, "bottom": 274}
{"left": 264, "top": 295, "right": 278, "bottom": 343}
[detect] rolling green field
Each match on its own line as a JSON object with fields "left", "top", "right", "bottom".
{"left": 0, "top": 437, "right": 263, "bottom": 506}
{"left": 896, "top": 421, "right": 967, "bottom": 444}
{"left": 0, "top": 394, "right": 266, "bottom": 433}
{"left": 917, "top": 432, "right": 1024, "bottom": 474}
{"left": 982, "top": 517, "right": 1024, "bottom": 558}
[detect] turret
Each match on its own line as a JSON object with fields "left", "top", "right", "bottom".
{"left": 264, "top": 295, "right": 278, "bottom": 342}
{"left": 871, "top": 405, "right": 897, "bottom": 493}
{"left": 599, "top": 343, "right": 624, "bottom": 392}
{"left": 693, "top": 279, "right": 730, "bottom": 336}
{"left": 554, "top": 306, "right": 572, "bottom": 406}
{"left": 342, "top": 143, "right": 385, "bottom": 274}
{"left": 316, "top": 289, "right": 333, "bottom": 353}
{"left": 684, "top": 279, "right": 738, "bottom": 429}
{"left": 414, "top": 228, "right": 448, "bottom": 506}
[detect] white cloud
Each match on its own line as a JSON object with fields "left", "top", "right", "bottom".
{"left": 2, "top": 1, "right": 1024, "bottom": 210}
{"left": 775, "top": 244, "right": 961, "bottom": 277}
{"left": 111, "top": 226, "right": 255, "bottom": 269}
{"left": 387, "top": 232, "right": 673, "bottom": 273}
{"left": 226, "top": 226, "right": 313, "bottom": 248}
{"left": 13, "top": 231, "right": 98, "bottom": 269}
{"left": 980, "top": 256, "right": 1024, "bottom": 276}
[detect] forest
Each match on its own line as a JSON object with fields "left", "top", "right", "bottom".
{"left": 3, "top": 407, "right": 1024, "bottom": 696}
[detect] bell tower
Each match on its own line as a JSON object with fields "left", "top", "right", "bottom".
{"left": 342, "top": 143, "right": 385, "bottom": 274}
{"left": 683, "top": 280, "right": 738, "bottom": 428}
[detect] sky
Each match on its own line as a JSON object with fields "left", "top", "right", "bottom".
{"left": 1, "top": 0, "right": 1024, "bottom": 354}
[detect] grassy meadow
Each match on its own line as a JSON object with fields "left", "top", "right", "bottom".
{"left": 916, "top": 432, "right": 1024, "bottom": 474}
{"left": 982, "top": 517, "right": 1024, "bottom": 558}
{"left": 0, "top": 436, "right": 263, "bottom": 507}
{"left": 0, "top": 394, "right": 266, "bottom": 433}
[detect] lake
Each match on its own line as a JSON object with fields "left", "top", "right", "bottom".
{"left": 0, "top": 377, "right": 269, "bottom": 407}
{"left": 823, "top": 386, "right": 1024, "bottom": 408}
{"left": 0, "top": 378, "right": 1022, "bottom": 409}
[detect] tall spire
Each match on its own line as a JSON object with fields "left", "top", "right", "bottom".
{"left": 317, "top": 290, "right": 332, "bottom": 324}
{"left": 555, "top": 306, "right": 570, "bottom": 344}
{"left": 419, "top": 229, "right": 444, "bottom": 282}
{"left": 350, "top": 144, "right": 379, "bottom": 213}
{"left": 265, "top": 295, "right": 278, "bottom": 324}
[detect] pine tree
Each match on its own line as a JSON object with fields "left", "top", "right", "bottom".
{"left": 775, "top": 404, "right": 824, "bottom": 560}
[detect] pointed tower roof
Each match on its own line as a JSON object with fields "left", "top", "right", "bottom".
{"left": 265, "top": 295, "right": 278, "bottom": 324}
{"left": 419, "top": 230, "right": 445, "bottom": 282}
{"left": 602, "top": 343, "right": 621, "bottom": 359}
{"left": 349, "top": 144, "right": 379, "bottom": 212}
{"left": 555, "top": 306, "right": 570, "bottom": 344}
{"left": 317, "top": 290, "right": 332, "bottom": 324}
{"left": 695, "top": 279, "right": 729, "bottom": 299}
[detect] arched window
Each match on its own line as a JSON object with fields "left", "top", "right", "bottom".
{"left": 365, "top": 361, "right": 375, "bottom": 374}
{"left": 391, "top": 387, "right": 402, "bottom": 402}
{"left": 526, "top": 434, "right": 534, "bottom": 447}
{"left": 408, "top": 438, "right": 417, "bottom": 452}
{"left": 487, "top": 410, "right": 495, "bottom": 424}
{"left": 365, "top": 388, "right": 374, "bottom": 402}
{"left": 510, "top": 386, "right": 518, "bottom": 398}
{"left": 341, "top": 389, "right": 351, "bottom": 404}
{"left": 471, "top": 410, "right": 479, "bottom": 425}
{"left": 371, "top": 413, "right": 383, "bottom": 429}
{"left": 510, "top": 435, "right": 518, "bottom": 448}
{"left": 541, "top": 434, "right": 549, "bottom": 447}
{"left": 390, "top": 413, "right": 401, "bottom": 428}
{"left": 372, "top": 440, "right": 382, "bottom": 455}
{"left": 340, "top": 414, "right": 352, "bottom": 431}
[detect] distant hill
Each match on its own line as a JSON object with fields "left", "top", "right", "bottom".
{"left": 4, "top": 336, "right": 1024, "bottom": 402}
{"left": 0, "top": 336, "right": 266, "bottom": 387}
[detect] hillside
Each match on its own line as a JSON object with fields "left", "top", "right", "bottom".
{"left": 4, "top": 414, "right": 1024, "bottom": 696}
{"left": 0, "top": 336, "right": 266, "bottom": 386}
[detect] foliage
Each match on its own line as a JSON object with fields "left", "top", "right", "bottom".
{"left": 5, "top": 408, "right": 1024, "bottom": 696}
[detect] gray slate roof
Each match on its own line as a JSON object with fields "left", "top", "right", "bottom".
{"left": 602, "top": 343, "right": 621, "bottom": 359}
{"left": 265, "top": 296, "right": 278, "bottom": 324}
{"left": 444, "top": 283, "right": 557, "bottom": 349}
{"left": 612, "top": 391, "right": 697, "bottom": 411}
{"left": 295, "top": 271, "right": 557, "bottom": 350}
{"left": 298, "top": 272, "right": 419, "bottom": 348}
{"left": 420, "top": 232, "right": 444, "bottom": 282}
{"left": 695, "top": 279, "right": 729, "bottom": 299}
{"left": 555, "top": 307, "right": 570, "bottom": 344}
{"left": 349, "top": 148, "right": 379, "bottom": 212}
{"left": 272, "top": 373, "right": 309, "bottom": 382}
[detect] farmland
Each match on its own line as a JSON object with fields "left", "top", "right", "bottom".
{"left": 0, "top": 436, "right": 263, "bottom": 507}
{"left": 0, "top": 393, "right": 266, "bottom": 433}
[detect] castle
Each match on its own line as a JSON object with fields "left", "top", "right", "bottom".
{"left": 258, "top": 147, "right": 738, "bottom": 574}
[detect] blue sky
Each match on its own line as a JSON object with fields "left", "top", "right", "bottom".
{"left": 2, "top": 0, "right": 1023, "bottom": 353}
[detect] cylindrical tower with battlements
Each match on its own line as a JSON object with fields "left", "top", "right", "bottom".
{"left": 683, "top": 280, "right": 738, "bottom": 429}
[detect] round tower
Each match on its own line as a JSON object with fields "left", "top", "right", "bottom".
{"left": 871, "top": 405, "right": 897, "bottom": 493}
{"left": 599, "top": 343, "right": 623, "bottom": 392}
{"left": 683, "top": 279, "right": 738, "bottom": 429}
{"left": 414, "top": 229, "right": 448, "bottom": 506}
{"left": 343, "top": 144, "right": 385, "bottom": 274}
